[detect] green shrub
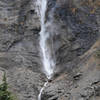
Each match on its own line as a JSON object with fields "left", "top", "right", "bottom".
{"left": 0, "top": 72, "right": 17, "bottom": 100}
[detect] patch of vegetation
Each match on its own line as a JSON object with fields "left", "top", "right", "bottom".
{"left": 0, "top": 72, "right": 17, "bottom": 100}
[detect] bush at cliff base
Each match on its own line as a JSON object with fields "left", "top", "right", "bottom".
{"left": 0, "top": 73, "right": 17, "bottom": 100}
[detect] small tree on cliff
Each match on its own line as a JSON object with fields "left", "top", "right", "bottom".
{"left": 0, "top": 72, "right": 16, "bottom": 100}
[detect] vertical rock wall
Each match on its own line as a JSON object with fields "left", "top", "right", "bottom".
{"left": 0, "top": 0, "right": 99, "bottom": 100}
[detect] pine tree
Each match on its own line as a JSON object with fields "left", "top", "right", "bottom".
{"left": 0, "top": 72, "right": 16, "bottom": 100}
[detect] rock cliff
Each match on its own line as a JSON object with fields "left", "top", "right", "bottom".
{"left": 0, "top": 0, "right": 100, "bottom": 100}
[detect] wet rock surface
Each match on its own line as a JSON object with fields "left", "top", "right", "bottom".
{"left": 0, "top": 0, "right": 100, "bottom": 100}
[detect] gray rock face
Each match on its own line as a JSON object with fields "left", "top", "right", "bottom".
{"left": 0, "top": 70, "right": 3, "bottom": 84}
{"left": 0, "top": 0, "right": 100, "bottom": 100}
{"left": 0, "top": 0, "right": 44, "bottom": 100}
{"left": 47, "top": 0, "right": 98, "bottom": 69}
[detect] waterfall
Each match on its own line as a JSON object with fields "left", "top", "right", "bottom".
{"left": 36, "top": 0, "right": 55, "bottom": 100}
{"left": 37, "top": 0, "right": 55, "bottom": 79}
{"left": 38, "top": 81, "right": 48, "bottom": 100}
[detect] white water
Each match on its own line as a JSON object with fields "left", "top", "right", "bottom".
{"left": 36, "top": 0, "right": 55, "bottom": 100}
{"left": 38, "top": 81, "right": 48, "bottom": 100}
{"left": 37, "top": 0, "right": 55, "bottom": 79}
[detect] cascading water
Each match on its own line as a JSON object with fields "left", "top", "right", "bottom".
{"left": 36, "top": 0, "right": 55, "bottom": 100}
{"left": 38, "top": 0, "right": 55, "bottom": 79}
{"left": 38, "top": 81, "right": 48, "bottom": 100}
